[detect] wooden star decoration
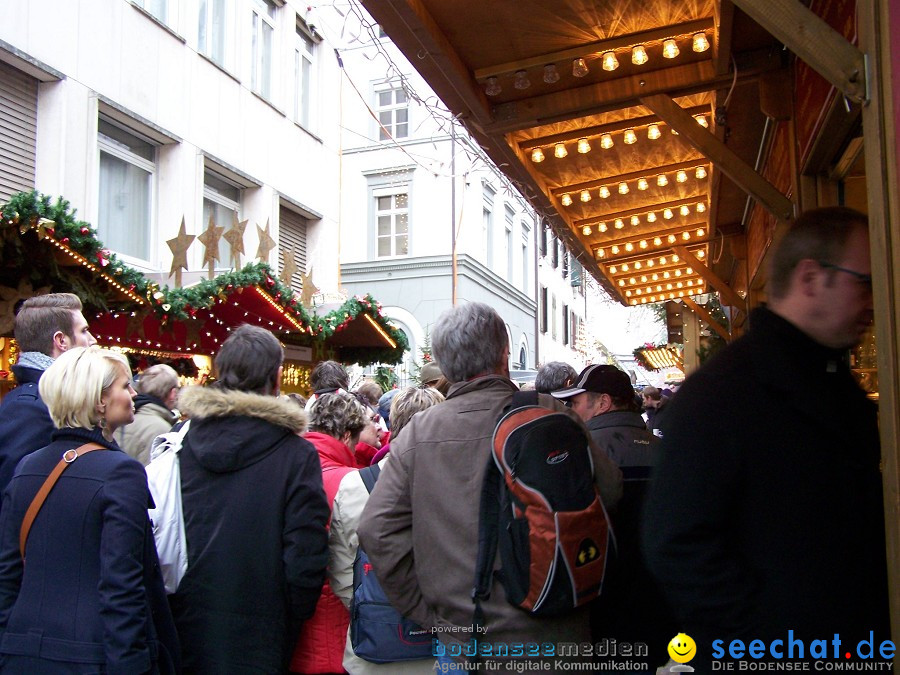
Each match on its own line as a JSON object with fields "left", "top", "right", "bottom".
{"left": 223, "top": 212, "right": 248, "bottom": 269}
{"left": 197, "top": 215, "right": 226, "bottom": 279}
{"left": 279, "top": 247, "right": 299, "bottom": 287}
{"left": 299, "top": 267, "right": 319, "bottom": 308}
{"left": 255, "top": 219, "right": 277, "bottom": 263}
{"left": 167, "top": 217, "right": 195, "bottom": 287}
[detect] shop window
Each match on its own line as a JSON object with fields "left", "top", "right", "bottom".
{"left": 201, "top": 170, "right": 241, "bottom": 269}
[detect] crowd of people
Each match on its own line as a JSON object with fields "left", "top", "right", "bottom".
{"left": 0, "top": 206, "right": 889, "bottom": 674}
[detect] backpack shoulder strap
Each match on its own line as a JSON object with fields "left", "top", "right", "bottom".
{"left": 472, "top": 451, "right": 502, "bottom": 629}
{"left": 509, "top": 389, "right": 539, "bottom": 411}
{"left": 359, "top": 463, "right": 381, "bottom": 494}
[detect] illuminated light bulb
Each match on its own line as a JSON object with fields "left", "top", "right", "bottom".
{"left": 660, "top": 256, "right": 667, "bottom": 264}
{"left": 631, "top": 299, "right": 638, "bottom": 305}
{"left": 611, "top": 245, "right": 620, "bottom": 254}
{"left": 647, "top": 212, "right": 657, "bottom": 223}
{"left": 693, "top": 32, "right": 710, "bottom": 53}
{"left": 632, "top": 44, "right": 648, "bottom": 65}
{"left": 697, "top": 249, "right": 706, "bottom": 258}
{"left": 625, "top": 242, "right": 634, "bottom": 252}
{"left": 696, "top": 202, "right": 707, "bottom": 213}
{"left": 656, "top": 285, "right": 663, "bottom": 291}
{"left": 667, "top": 283, "right": 673, "bottom": 290}
{"left": 614, "top": 218, "right": 625, "bottom": 229}
{"left": 631, "top": 215, "right": 640, "bottom": 226}
{"left": 664, "top": 208, "right": 674, "bottom": 220}
{"left": 572, "top": 57, "right": 589, "bottom": 77}
{"left": 654, "top": 237, "right": 662, "bottom": 246}
{"left": 531, "top": 147, "right": 545, "bottom": 163}
{"left": 694, "top": 114, "right": 709, "bottom": 128}
{"left": 626, "top": 291, "right": 632, "bottom": 297}
{"left": 543, "top": 63, "right": 560, "bottom": 83}
{"left": 675, "top": 269, "right": 682, "bottom": 276}
{"left": 677, "top": 281, "right": 683, "bottom": 288}
{"left": 657, "top": 174, "right": 669, "bottom": 187}
{"left": 639, "top": 240, "right": 648, "bottom": 249}
{"left": 599, "top": 185, "right": 611, "bottom": 199}
{"left": 555, "top": 143, "right": 568, "bottom": 158}
{"left": 664, "top": 271, "right": 671, "bottom": 279}
{"left": 602, "top": 51, "right": 619, "bottom": 71}
{"left": 634, "top": 261, "right": 642, "bottom": 269}
{"left": 662, "top": 39, "right": 680, "bottom": 59}
{"left": 637, "top": 177, "right": 649, "bottom": 190}
{"left": 582, "top": 225, "right": 592, "bottom": 236}
{"left": 596, "top": 248, "right": 605, "bottom": 258}
{"left": 577, "top": 137, "right": 591, "bottom": 154}
{"left": 695, "top": 166, "right": 708, "bottom": 179}
{"left": 647, "top": 259, "right": 655, "bottom": 267}
{"left": 514, "top": 70, "right": 531, "bottom": 90}
{"left": 647, "top": 124, "right": 661, "bottom": 140}
{"left": 676, "top": 170, "right": 688, "bottom": 183}
{"left": 560, "top": 193, "right": 572, "bottom": 206}
{"left": 609, "top": 265, "right": 618, "bottom": 274}
{"left": 680, "top": 205, "right": 691, "bottom": 216}
{"left": 641, "top": 298, "right": 648, "bottom": 304}
{"left": 621, "top": 263, "right": 630, "bottom": 271}
{"left": 686, "top": 267, "right": 693, "bottom": 274}
{"left": 485, "top": 77, "right": 501, "bottom": 96}
{"left": 697, "top": 228, "right": 705, "bottom": 237}
{"left": 652, "top": 273, "right": 659, "bottom": 281}
{"left": 600, "top": 133, "right": 614, "bottom": 149}
{"left": 641, "top": 275, "right": 648, "bottom": 282}
{"left": 623, "top": 128, "right": 637, "bottom": 145}
{"left": 678, "top": 291, "right": 685, "bottom": 297}
{"left": 687, "top": 279, "right": 694, "bottom": 286}
{"left": 629, "top": 277, "right": 637, "bottom": 285}
{"left": 619, "top": 181, "right": 630, "bottom": 195}
{"left": 618, "top": 279, "right": 626, "bottom": 287}
{"left": 580, "top": 189, "right": 591, "bottom": 202}
{"left": 667, "top": 234, "right": 677, "bottom": 243}
{"left": 598, "top": 222, "right": 608, "bottom": 232}
{"left": 636, "top": 289, "right": 642, "bottom": 295}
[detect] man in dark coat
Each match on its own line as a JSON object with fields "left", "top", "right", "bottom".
{"left": 552, "top": 365, "right": 672, "bottom": 671}
{"left": 0, "top": 293, "right": 96, "bottom": 493}
{"left": 169, "top": 325, "right": 329, "bottom": 673}
{"left": 643, "top": 207, "right": 889, "bottom": 668}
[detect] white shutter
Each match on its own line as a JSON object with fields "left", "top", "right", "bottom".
{"left": 278, "top": 206, "right": 308, "bottom": 292}
{"left": 0, "top": 61, "right": 37, "bottom": 201}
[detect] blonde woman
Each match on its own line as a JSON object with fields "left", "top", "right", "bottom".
{"left": 0, "top": 346, "right": 178, "bottom": 673}
{"left": 328, "top": 386, "right": 445, "bottom": 674}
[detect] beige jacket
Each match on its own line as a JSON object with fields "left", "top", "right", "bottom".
{"left": 357, "top": 375, "right": 623, "bottom": 666}
{"left": 329, "top": 457, "right": 435, "bottom": 674}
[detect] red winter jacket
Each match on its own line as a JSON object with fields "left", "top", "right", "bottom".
{"left": 290, "top": 432, "right": 358, "bottom": 673}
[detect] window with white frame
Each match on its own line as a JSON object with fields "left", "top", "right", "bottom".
{"left": 250, "top": 0, "right": 276, "bottom": 99}
{"left": 374, "top": 189, "right": 409, "bottom": 257}
{"left": 521, "top": 219, "right": 531, "bottom": 292}
{"left": 201, "top": 170, "right": 241, "bottom": 269}
{"left": 294, "top": 22, "right": 316, "bottom": 127}
{"left": 97, "top": 119, "right": 155, "bottom": 262}
{"left": 482, "top": 185, "right": 495, "bottom": 268}
{"left": 134, "top": 0, "right": 169, "bottom": 24}
{"left": 198, "top": 0, "right": 228, "bottom": 66}
{"left": 504, "top": 205, "right": 514, "bottom": 282}
{"left": 376, "top": 86, "right": 408, "bottom": 141}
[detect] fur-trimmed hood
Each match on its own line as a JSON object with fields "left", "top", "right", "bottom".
{"left": 179, "top": 386, "right": 309, "bottom": 473}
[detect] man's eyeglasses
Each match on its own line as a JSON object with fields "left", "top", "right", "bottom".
{"left": 817, "top": 261, "right": 872, "bottom": 286}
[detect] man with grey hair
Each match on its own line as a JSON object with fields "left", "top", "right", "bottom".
{"left": 358, "top": 302, "right": 622, "bottom": 669}
{"left": 115, "top": 363, "right": 180, "bottom": 465}
{"left": 0, "top": 293, "right": 96, "bottom": 493}
{"left": 533, "top": 360, "right": 577, "bottom": 394}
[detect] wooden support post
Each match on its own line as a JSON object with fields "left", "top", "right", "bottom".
{"left": 674, "top": 245, "right": 747, "bottom": 313}
{"left": 731, "top": 0, "right": 866, "bottom": 102}
{"left": 683, "top": 297, "right": 731, "bottom": 342}
{"left": 640, "top": 94, "right": 795, "bottom": 224}
{"left": 681, "top": 306, "right": 701, "bottom": 375}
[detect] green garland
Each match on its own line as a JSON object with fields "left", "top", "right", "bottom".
{"left": 0, "top": 191, "right": 408, "bottom": 365}
{"left": 633, "top": 342, "right": 682, "bottom": 371}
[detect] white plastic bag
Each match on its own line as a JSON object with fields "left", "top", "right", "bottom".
{"left": 147, "top": 421, "right": 190, "bottom": 594}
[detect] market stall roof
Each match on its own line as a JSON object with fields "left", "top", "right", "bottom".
{"left": 360, "top": 0, "right": 797, "bottom": 319}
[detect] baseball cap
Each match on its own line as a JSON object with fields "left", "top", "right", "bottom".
{"left": 419, "top": 361, "right": 443, "bottom": 385}
{"left": 551, "top": 364, "right": 634, "bottom": 401}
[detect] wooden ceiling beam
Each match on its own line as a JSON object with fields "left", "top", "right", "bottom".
{"left": 588, "top": 219, "right": 710, "bottom": 249}
{"left": 595, "top": 242, "right": 709, "bottom": 266}
{"left": 518, "top": 106, "right": 709, "bottom": 149}
{"left": 713, "top": 0, "right": 736, "bottom": 77}
{"left": 640, "top": 93, "right": 795, "bottom": 222}
{"left": 673, "top": 245, "right": 746, "bottom": 311}
{"left": 474, "top": 18, "right": 715, "bottom": 81}
{"left": 575, "top": 195, "right": 707, "bottom": 226}
{"left": 730, "top": 0, "right": 866, "bottom": 102}
{"left": 480, "top": 47, "right": 780, "bottom": 135}
{"left": 552, "top": 160, "right": 709, "bottom": 196}
{"left": 683, "top": 296, "right": 732, "bottom": 342}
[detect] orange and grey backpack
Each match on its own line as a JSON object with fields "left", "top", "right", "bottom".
{"left": 472, "top": 391, "right": 613, "bottom": 623}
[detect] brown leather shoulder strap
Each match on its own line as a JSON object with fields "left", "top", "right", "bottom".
{"left": 19, "top": 442, "right": 106, "bottom": 560}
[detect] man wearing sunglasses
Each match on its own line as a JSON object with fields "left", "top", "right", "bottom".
{"left": 643, "top": 207, "right": 887, "bottom": 668}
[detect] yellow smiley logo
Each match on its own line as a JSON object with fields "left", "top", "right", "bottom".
{"left": 667, "top": 633, "right": 697, "bottom": 664}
